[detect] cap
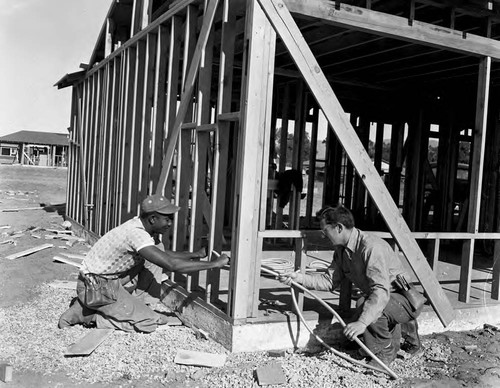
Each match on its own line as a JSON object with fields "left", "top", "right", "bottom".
{"left": 141, "top": 194, "right": 180, "bottom": 215}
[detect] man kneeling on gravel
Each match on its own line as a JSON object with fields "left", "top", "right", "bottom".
{"left": 58, "top": 194, "right": 229, "bottom": 333}
{"left": 279, "top": 205, "right": 423, "bottom": 367}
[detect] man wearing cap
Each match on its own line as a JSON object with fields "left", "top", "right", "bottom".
{"left": 58, "top": 194, "right": 229, "bottom": 333}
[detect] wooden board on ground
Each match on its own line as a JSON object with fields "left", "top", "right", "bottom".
{"left": 0, "top": 363, "right": 13, "bottom": 383}
{"left": 256, "top": 362, "right": 287, "bottom": 386}
{"left": 48, "top": 280, "right": 78, "bottom": 290}
{"left": 5, "top": 243, "right": 54, "bottom": 260}
{"left": 174, "top": 349, "right": 226, "bottom": 368}
{"left": 61, "top": 252, "right": 87, "bottom": 260}
{"left": 64, "top": 329, "right": 114, "bottom": 357}
{"left": 53, "top": 255, "right": 82, "bottom": 268}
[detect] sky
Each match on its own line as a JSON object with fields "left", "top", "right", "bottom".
{"left": 0, "top": 0, "right": 112, "bottom": 137}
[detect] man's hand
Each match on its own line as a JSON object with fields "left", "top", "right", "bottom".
{"left": 278, "top": 271, "right": 299, "bottom": 286}
{"left": 214, "top": 253, "right": 230, "bottom": 268}
{"left": 343, "top": 321, "right": 367, "bottom": 340}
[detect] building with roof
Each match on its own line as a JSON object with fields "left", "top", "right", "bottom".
{"left": 55, "top": 0, "right": 500, "bottom": 352}
{"left": 0, "top": 130, "right": 68, "bottom": 167}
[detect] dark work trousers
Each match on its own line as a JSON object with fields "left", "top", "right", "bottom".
{"left": 357, "top": 293, "right": 421, "bottom": 356}
{"left": 77, "top": 260, "right": 163, "bottom": 333}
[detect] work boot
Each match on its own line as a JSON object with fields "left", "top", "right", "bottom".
{"left": 58, "top": 298, "right": 96, "bottom": 329}
{"left": 367, "top": 340, "right": 398, "bottom": 368}
{"left": 401, "top": 319, "right": 423, "bottom": 357}
{"left": 366, "top": 324, "right": 400, "bottom": 367}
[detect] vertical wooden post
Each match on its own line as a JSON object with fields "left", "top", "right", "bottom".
{"left": 229, "top": 0, "right": 276, "bottom": 320}
{"left": 208, "top": 0, "right": 237, "bottom": 303}
{"left": 404, "top": 112, "right": 423, "bottom": 230}
{"left": 305, "top": 106, "right": 319, "bottom": 226}
{"left": 459, "top": 57, "right": 491, "bottom": 302}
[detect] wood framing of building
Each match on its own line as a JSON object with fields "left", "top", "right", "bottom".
{"left": 56, "top": 0, "right": 500, "bottom": 351}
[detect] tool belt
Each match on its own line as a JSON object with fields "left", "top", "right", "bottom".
{"left": 393, "top": 274, "right": 427, "bottom": 312}
{"left": 80, "top": 273, "right": 120, "bottom": 308}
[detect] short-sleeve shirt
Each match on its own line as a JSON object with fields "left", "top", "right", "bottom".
{"left": 81, "top": 217, "right": 155, "bottom": 276}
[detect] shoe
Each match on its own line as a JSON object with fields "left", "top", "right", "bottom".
{"left": 58, "top": 298, "right": 95, "bottom": 329}
{"left": 367, "top": 341, "right": 398, "bottom": 368}
{"left": 401, "top": 342, "right": 424, "bottom": 358}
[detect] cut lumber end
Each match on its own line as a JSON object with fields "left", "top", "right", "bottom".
{"left": 174, "top": 349, "right": 226, "bottom": 368}
{"left": 256, "top": 362, "right": 287, "bottom": 386}
{"left": 64, "top": 329, "right": 114, "bottom": 357}
{"left": 267, "top": 350, "right": 286, "bottom": 358}
{"left": 0, "top": 363, "right": 13, "bottom": 382}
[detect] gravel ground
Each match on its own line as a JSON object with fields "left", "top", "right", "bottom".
{"left": 3, "top": 283, "right": 499, "bottom": 388}
{"left": 2, "top": 165, "right": 500, "bottom": 388}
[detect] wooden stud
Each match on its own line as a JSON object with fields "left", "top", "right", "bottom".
{"left": 459, "top": 57, "right": 491, "bottom": 303}
{"left": 229, "top": 0, "right": 276, "bottom": 320}
{"left": 208, "top": 0, "right": 238, "bottom": 304}
{"left": 305, "top": 106, "right": 319, "bottom": 226}
{"left": 155, "top": 0, "right": 221, "bottom": 193}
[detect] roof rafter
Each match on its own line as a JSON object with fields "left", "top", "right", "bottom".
{"left": 284, "top": 0, "right": 500, "bottom": 59}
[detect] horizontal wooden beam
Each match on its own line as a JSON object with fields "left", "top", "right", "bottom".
{"left": 258, "top": 230, "right": 304, "bottom": 238}
{"left": 284, "top": 0, "right": 500, "bottom": 60}
{"left": 305, "top": 230, "right": 500, "bottom": 240}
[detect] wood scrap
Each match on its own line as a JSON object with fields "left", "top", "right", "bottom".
{"left": 64, "top": 329, "right": 114, "bottom": 357}
{"left": 0, "top": 363, "right": 13, "bottom": 383}
{"left": 1, "top": 206, "right": 44, "bottom": 212}
{"left": 48, "top": 280, "right": 77, "bottom": 290}
{"left": 46, "top": 228, "right": 74, "bottom": 235}
{"left": 53, "top": 255, "right": 82, "bottom": 268}
{"left": 0, "top": 225, "right": 11, "bottom": 229}
{"left": 174, "top": 349, "right": 226, "bottom": 368}
{"left": 61, "top": 252, "right": 87, "bottom": 260}
{"left": 0, "top": 239, "right": 15, "bottom": 245}
{"left": 5, "top": 243, "right": 54, "bottom": 260}
{"left": 256, "top": 362, "right": 287, "bottom": 386}
{"left": 267, "top": 350, "right": 286, "bottom": 358}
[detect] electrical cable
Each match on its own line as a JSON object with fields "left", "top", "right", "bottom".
{"left": 260, "top": 265, "right": 398, "bottom": 380}
{"left": 212, "top": 251, "right": 397, "bottom": 379}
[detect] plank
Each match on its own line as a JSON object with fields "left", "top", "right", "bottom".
{"left": 258, "top": 0, "right": 455, "bottom": 326}
{"left": 174, "top": 349, "right": 226, "bottom": 368}
{"left": 256, "top": 362, "right": 287, "bottom": 386}
{"left": 48, "top": 280, "right": 78, "bottom": 290}
{"left": 5, "top": 243, "right": 54, "bottom": 260}
{"left": 64, "top": 329, "right": 114, "bottom": 357}
{"left": 0, "top": 363, "right": 13, "bottom": 383}
{"left": 61, "top": 252, "right": 87, "bottom": 260}
{"left": 53, "top": 256, "right": 83, "bottom": 268}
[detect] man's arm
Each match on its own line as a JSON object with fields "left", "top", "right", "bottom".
{"left": 279, "top": 254, "right": 342, "bottom": 291}
{"left": 344, "top": 243, "right": 392, "bottom": 340}
{"left": 164, "top": 247, "right": 206, "bottom": 260}
{"left": 139, "top": 245, "right": 228, "bottom": 273}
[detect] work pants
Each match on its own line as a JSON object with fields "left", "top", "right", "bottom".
{"left": 358, "top": 293, "right": 421, "bottom": 357}
{"left": 77, "top": 260, "right": 164, "bottom": 333}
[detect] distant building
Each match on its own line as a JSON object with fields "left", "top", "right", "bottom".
{"left": 0, "top": 130, "right": 68, "bottom": 167}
